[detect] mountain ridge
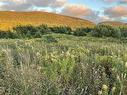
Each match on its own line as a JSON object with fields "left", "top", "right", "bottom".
{"left": 99, "top": 21, "right": 127, "bottom": 27}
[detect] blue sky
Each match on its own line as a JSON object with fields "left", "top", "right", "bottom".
{"left": 69, "top": 0, "right": 105, "bottom": 10}
{"left": 0, "top": 0, "right": 127, "bottom": 23}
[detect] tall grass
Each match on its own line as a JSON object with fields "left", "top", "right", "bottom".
{"left": 0, "top": 34, "right": 127, "bottom": 95}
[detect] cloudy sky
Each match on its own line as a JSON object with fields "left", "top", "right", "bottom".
{"left": 0, "top": 0, "right": 127, "bottom": 23}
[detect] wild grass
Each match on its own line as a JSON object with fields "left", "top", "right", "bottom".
{"left": 0, "top": 34, "right": 127, "bottom": 95}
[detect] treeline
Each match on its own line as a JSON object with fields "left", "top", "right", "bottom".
{"left": 0, "top": 24, "right": 127, "bottom": 39}
{"left": 92, "top": 25, "right": 127, "bottom": 38}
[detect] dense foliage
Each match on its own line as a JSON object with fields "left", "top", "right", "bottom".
{"left": 91, "top": 25, "right": 122, "bottom": 38}
{"left": 1, "top": 34, "right": 127, "bottom": 95}
{"left": 0, "top": 24, "right": 126, "bottom": 39}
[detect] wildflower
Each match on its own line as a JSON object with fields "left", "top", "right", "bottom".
{"left": 98, "top": 90, "right": 102, "bottom": 95}
{"left": 102, "top": 84, "right": 108, "bottom": 91}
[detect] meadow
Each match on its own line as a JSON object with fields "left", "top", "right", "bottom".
{"left": 0, "top": 33, "right": 127, "bottom": 95}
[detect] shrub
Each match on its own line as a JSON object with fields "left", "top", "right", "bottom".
{"left": 0, "top": 30, "right": 16, "bottom": 39}
{"left": 73, "top": 28, "right": 87, "bottom": 36}
{"left": 50, "top": 26, "right": 72, "bottom": 34}
{"left": 111, "top": 27, "right": 121, "bottom": 38}
{"left": 0, "top": 24, "right": 125, "bottom": 39}
{"left": 122, "top": 30, "right": 127, "bottom": 37}
{"left": 92, "top": 25, "right": 121, "bottom": 38}
{"left": 120, "top": 27, "right": 127, "bottom": 37}
{"left": 92, "top": 25, "right": 111, "bottom": 37}
{"left": 13, "top": 25, "right": 37, "bottom": 38}
{"left": 35, "top": 25, "right": 51, "bottom": 37}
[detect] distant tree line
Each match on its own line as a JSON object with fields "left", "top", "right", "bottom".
{"left": 0, "top": 24, "right": 127, "bottom": 39}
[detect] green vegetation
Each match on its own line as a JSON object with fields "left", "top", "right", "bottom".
{"left": 0, "top": 23, "right": 127, "bottom": 95}
{"left": 0, "top": 34, "right": 127, "bottom": 95}
{"left": 0, "top": 24, "right": 126, "bottom": 39}
{"left": 92, "top": 25, "right": 122, "bottom": 38}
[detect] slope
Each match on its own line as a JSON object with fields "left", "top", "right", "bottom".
{"left": 0, "top": 11, "right": 95, "bottom": 30}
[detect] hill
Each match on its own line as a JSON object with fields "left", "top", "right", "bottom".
{"left": 0, "top": 11, "right": 95, "bottom": 30}
{"left": 99, "top": 21, "right": 127, "bottom": 27}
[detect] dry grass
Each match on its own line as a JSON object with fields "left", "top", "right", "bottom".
{"left": 0, "top": 11, "right": 95, "bottom": 30}
{"left": 1, "top": 34, "right": 127, "bottom": 95}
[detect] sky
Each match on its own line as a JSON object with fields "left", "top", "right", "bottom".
{"left": 0, "top": 0, "right": 127, "bottom": 23}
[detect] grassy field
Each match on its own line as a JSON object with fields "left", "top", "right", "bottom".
{"left": 0, "top": 11, "right": 95, "bottom": 30}
{"left": 0, "top": 34, "right": 127, "bottom": 95}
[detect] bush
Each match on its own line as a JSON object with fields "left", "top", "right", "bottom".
{"left": 0, "top": 24, "right": 125, "bottom": 39}
{"left": 35, "top": 25, "right": 51, "bottom": 37}
{"left": 92, "top": 25, "right": 121, "bottom": 38}
{"left": 122, "top": 30, "right": 127, "bottom": 37}
{"left": 50, "top": 26, "right": 72, "bottom": 34}
{"left": 111, "top": 27, "right": 121, "bottom": 38}
{"left": 73, "top": 28, "right": 87, "bottom": 36}
{"left": 120, "top": 27, "right": 127, "bottom": 37}
{"left": 13, "top": 25, "right": 37, "bottom": 38}
{"left": 0, "top": 30, "right": 16, "bottom": 39}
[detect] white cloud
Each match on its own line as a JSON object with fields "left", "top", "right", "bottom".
{"left": 0, "top": 0, "right": 67, "bottom": 11}
{"left": 61, "top": 4, "right": 94, "bottom": 17}
{"left": 104, "top": 6, "right": 127, "bottom": 18}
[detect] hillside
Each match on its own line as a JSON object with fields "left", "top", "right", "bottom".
{"left": 0, "top": 11, "right": 95, "bottom": 30}
{"left": 99, "top": 21, "right": 127, "bottom": 27}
